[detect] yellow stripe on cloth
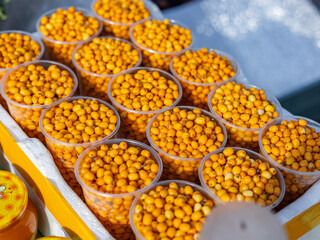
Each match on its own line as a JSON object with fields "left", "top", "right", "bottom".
{"left": 285, "top": 202, "right": 320, "bottom": 240}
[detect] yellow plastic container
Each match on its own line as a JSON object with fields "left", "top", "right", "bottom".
{"left": 0, "top": 170, "right": 38, "bottom": 240}
{"left": 0, "top": 120, "right": 99, "bottom": 239}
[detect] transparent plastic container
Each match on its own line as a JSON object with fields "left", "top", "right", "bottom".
{"left": 0, "top": 60, "right": 78, "bottom": 143}
{"left": 108, "top": 67, "right": 182, "bottom": 143}
{"left": 36, "top": 7, "right": 103, "bottom": 70}
{"left": 75, "top": 138, "right": 163, "bottom": 240}
{"left": 208, "top": 82, "right": 283, "bottom": 151}
{"left": 146, "top": 106, "right": 227, "bottom": 183}
{"left": 129, "top": 179, "right": 215, "bottom": 240}
{"left": 72, "top": 36, "right": 142, "bottom": 102}
{"left": 92, "top": 0, "right": 160, "bottom": 40}
{"left": 259, "top": 115, "right": 320, "bottom": 207}
{"left": 199, "top": 147, "right": 285, "bottom": 210}
{"left": 170, "top": 49, "right": 240, "bottom": 110}
{"left": 129, "top": 18, "right": 193, "bottom": 71}
{"left": 0, "top": 30, "right": 44, "bottom": 108}
{"left": 39, "top": 96, "right": 120, "bottom": 198}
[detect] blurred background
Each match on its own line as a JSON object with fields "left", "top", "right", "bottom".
{"left": 1, "top": 0, "right": 320, "bottom": 121}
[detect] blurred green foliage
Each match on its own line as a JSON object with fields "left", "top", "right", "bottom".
{"left": 0, "top": 0, "right": 11, "bottom": 20}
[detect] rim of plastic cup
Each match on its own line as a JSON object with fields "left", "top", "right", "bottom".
{"left": 107, "top": 67, "right": 183, "bottom": 115}
{"left": 170, "top": 48, "right": 240, "bottom": 87}
{"left": 146, "top": 105, "right": 228, "bottom": 162}
{"left": 129, "top": 179, "right": 214, "bottom": 240}
{"left": 72, "top": 36, "right": 142, "bottom": 78}
{"left": 129, "top": 18, "right": 194, "bottom": 56}
{"left": 91, "top": 0, "right": 156, "bottom": 27}
{"left": 198, "top": 146, "right": 286, "bottom": 210}
{"left": 39, "top": 96, "right": 120, "bottom": 148}
{"left": 75, "top": 138, "right": 163, "bottom": 198}
{"left": 207, "top": 82, "right": 283, "bottom": 132}
{"left": 36, "top": 7, "right": 103, "bottom": 45}
{"left": 0, "top": 60, "right": 78, "bottom": 110}
{"left": 259, "top": 115, "right": 320, "bottom": 177}
{"left": 0, "top": 30, "right": 45, "bottom": 72}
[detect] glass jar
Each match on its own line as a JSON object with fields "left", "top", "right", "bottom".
{"left": 0, "top": 170, "right": 38, "bottom": 240}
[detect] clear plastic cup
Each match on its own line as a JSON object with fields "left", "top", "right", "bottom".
{"left": 0, "top": 60, "right": 78, "bottom": 143}
{"left": 72, "top": 36, "right": 142, "bottom": 102}
{"left": 259, "top": 115, "right": 320, "bottom": 207}
{"left": 199, "top": 147, "right": 285, "bottom": 210}
{"left": 39, "top": 96, "right": 120, "bottom": 198}
{"left": 129, "top": 179, "right": 215, "bottom": 240}
{"left": 75, "top": 138, "right": 163, "bottom": 240}
{"left": 129, "top": 18, "right": 194, "bottom": 71}
{"left": 92, "top": 0, "right": 158, "bottom": 40}
{"left": 108, "top": 67, "right": 182, "bottom": 143}
{"left": 146, "top": 106, "right": 227, "bottom": 183}
{"left": 170, "top": 49, "right": 240, "bottom": 110}
{"left": 208, "top": 82, "right": 283, "bottom": 151}
{"left": 36, "top": 7, "right": 103, "bottom": 71}
{"left": 0, "top": 30, "right": 45, "bottom": 108}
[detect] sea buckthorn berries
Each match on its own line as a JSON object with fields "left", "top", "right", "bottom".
{"left": 0, "top": 32, "right": 42, "bottom": 70}
{"left": 209, "top": 81, "right": 280, "bottom": 151}
{"left": 40, "top": 98, "right": 119, "bottom": 197}
{"left": 261, "top": 118, "right": 320, "bottom": 204}
{"left": 148, "top": 107, "right": 226, "bottom": 182}
{"left": 201, "top": 148, "right": 283, "bottom": 207}
{"left": 130, "top": 19, "right": 192, "bottom": 71}
{"left": 38, "top": 7, "right": 101, "bottom": 69}
{"left": 2, "top": 62, "right": 76, "bottom": 141}
{"left": 93, "top": 0, "right": 150, "bottom": 39}
{"left": 171, "top": 48, "right": 237, "bottom": 110}
{"left": 73, "top": 37, "right": 141, "bottom": 102}
{"left": 109, "top": 69, "right": 181, "bottom": 142}
{"left": 132, "top": 181, "right": 214, "bottom": 240}
{"left": 0, "top": 32, "right": 43, "bottom": 107}
{"left": 78, "top": 141, "right": 160, "bottom": 240}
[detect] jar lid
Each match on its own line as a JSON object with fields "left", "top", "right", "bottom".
{"left": 0, "top": 170, "right": 28, "bottom": 230}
